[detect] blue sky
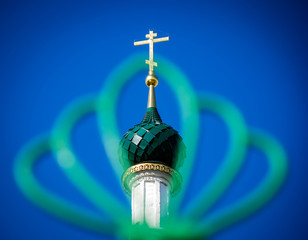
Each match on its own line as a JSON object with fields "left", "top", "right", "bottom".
{"left": 1, "top": 1, "right": 307, "bottom": 239}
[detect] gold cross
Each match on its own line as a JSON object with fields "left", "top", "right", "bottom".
{"left": 134, "top": 30, "right": 169, "bottom": 74}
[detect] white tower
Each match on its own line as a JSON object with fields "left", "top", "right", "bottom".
{"left": 118, "top": 31, "right": 185, "bottom": 228}
{"left": 131, "top": 170, "right": 170, "bottom": 227}
{"left": 122, "top": 163, "right": 182, "bottom": 228}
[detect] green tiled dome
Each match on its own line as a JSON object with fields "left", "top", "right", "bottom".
{"left": 118, "top": 107, "right": 186, "bottom": 170}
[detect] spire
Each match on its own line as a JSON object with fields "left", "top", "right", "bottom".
{"left": 134, "top": 30, "right": 169, "bottom": 110}
{"left": 142, "top": 80, "right": 162, "bottom": 124}
{"left": 147, "top": 85, "right": 156, "bottom": 108}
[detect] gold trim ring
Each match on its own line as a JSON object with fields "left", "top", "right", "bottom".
{"left": 121, "top": 162, "right": 182, "bottom": 196}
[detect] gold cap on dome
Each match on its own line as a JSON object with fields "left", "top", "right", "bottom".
{"left": 145, "top": 73, "right": 158, "bottom": 87}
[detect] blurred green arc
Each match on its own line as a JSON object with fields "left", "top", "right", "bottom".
{"left": 13, "top": 53, "right": 288, "bottom": 239}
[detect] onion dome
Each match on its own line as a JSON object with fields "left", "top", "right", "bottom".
{"left": 118, "top": 106, "right": 186, "bottom": 170}
{"left": 118, "top": 72, "right": 186, "bottom": 171}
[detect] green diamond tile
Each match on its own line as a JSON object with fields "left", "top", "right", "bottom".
{"left": 123, "top": 140, "right": 130, "bottom": 150}
{"left": 151, "top": 137, "right": 159, "bottom": 149}
{"left": 143, "top": 124, "right": 154, "bottom": 130}
{"left": 150, "top": 128, "right": 161, "bottom": 135}
{"left": 131, "top": 134, "right": 142, "bottom": 145}
{"left": 139, "top": 139, "right": 148, "bottom": 150}
{"left": 143, "top": 132, "right": 155, "bottom": 142}
{"left": 137, "top": 128, "right": 147, "bottom": 137}
{"left": 129, "top": 143, "right": 137, "bottom": 154}
{"left": 156, "top": 124, "right": 166, "bottom": 130}
{"left": 136, "top": 148, "right": 144, "bottom": 157}
{"left": 128, "top": 152, "right": 135, "bottom": 161}
{"left": 127, "top": 132, "right": 135, "bottom": 140}
{"left": 158, "top": 133, "right": 168, "bottom": 142}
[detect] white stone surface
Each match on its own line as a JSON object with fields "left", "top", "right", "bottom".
{"left": 130, "top": 170, "right": 170, "bottom": 228}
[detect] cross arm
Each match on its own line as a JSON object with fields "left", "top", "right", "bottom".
{"left": 153, "top": 36, "right": 169, "bottom": 43}
{"left": 146, "top": 32, "right": 157, "bottom": 38}
{"left": 134, "top": 40, "right": 149, "bottom": 46}
{"left": 146, "top": 60, "right": 157, "bottom": 66}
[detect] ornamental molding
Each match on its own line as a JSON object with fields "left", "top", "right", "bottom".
{"left": 121, "top": 162, "right": 182, "bottom": 196}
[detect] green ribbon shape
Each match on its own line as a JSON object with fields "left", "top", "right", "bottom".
{"left": 13, "top": 53, "right": 288, "bottom": 239}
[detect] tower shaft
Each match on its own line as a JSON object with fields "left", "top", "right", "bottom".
{"left": 119, "top": 30, "right": 184, "bottom": 231}
{"left": 131, "top": 171, "right": 170, "bottom": 228}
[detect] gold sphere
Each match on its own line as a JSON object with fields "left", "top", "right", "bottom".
{"left": 145, "top": 74, "right": 158, "bottom": 87}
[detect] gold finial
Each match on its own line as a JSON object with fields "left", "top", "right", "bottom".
{"left": 134, "top": 30, "right": 169, "bottom": 87}
{"left": 147, "top": 85, "right": 156, "bottom": 108}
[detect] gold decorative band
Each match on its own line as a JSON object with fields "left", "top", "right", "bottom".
{"left": 121, "top": 162, "right": 182, "bottom": 196}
